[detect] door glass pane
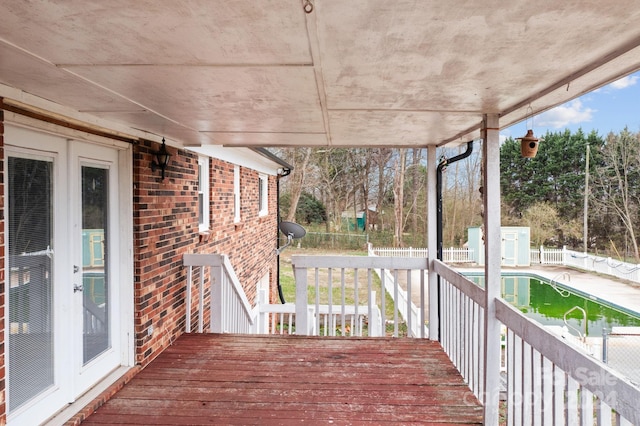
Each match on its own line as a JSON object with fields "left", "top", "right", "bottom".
{"left": 8, "top": 157, "right": 54, "bottom": 412}
{"left": 82, "top": 166, "right": 110, "bottom": 364}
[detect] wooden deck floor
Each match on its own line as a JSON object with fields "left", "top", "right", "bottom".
{"left": 81, "top": 334, "right": 483, "bottom": 425}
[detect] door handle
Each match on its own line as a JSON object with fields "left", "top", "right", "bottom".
{"left": 73, "top": 285, "right": 83, "bottom": 293}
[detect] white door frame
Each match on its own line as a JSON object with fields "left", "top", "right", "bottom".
{"left": 70, "top": 141, "right": 122, "bottom": 396}
{"left": 4, "top": 131, "right": 71, "bottom": 425}
{"left": 4, "top": 121, "right": 134, "bottom": 425}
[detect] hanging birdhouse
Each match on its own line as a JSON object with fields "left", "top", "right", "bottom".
{"left": 517, "top": 129, "right": 539, "bottom": 158}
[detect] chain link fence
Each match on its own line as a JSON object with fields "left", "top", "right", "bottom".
{"left": 291, "top": 232, "right": 370, "bottom": 250}
{"left": 603, "top": 329, "right": 640, "bottom": 386}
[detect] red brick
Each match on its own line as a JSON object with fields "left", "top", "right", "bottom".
{"left": 133, "top": 141, "right": 278, "bottom": 366}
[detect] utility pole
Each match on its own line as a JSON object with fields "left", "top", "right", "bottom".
{"left": 583, "top": 142, "right": 590, "bottom": 253}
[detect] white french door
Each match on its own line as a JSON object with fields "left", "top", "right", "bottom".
{"left": 70, "top": 142, "right": 122, "bottom": 393}
{"left": 5, "top": 124, "right": 132, "bottom": 425}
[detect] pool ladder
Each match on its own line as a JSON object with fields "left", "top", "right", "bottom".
{"left": 549, "top": 272, "right": 571, "bottom": 297}
{"left": 563, "top": 305, "right": 587, "bottom": 343}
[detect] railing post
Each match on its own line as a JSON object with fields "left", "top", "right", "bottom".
{"left": 258, "top": 288, "right": 268, "bottom": 334}
{"left": 185, "top": 264, "right": 193, "bottom": 332}
{"left": 198, "top": 265, "right": 206, "bottom": 332}
{"left": 293, "top": 263, "right": 309, "bottom": 335}
{"left": 369, "top": 290, "right": 380, "bottom": 336}
{"left": 211, "top": 263, "right": 224, "bottom": 333}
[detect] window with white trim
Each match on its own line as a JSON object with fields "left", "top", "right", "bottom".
{"left": 258, "top": 173, "right": 268, "bottom": 216}
{"left": 234, "top": 165, "right": 241, "bottom": 223}
{"left": 198, "top": 156, "right": 210, "bottom": 231}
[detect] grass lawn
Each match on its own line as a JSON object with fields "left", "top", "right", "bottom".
{"left": 277, "top": 248, "right": 406, "bottom": 335}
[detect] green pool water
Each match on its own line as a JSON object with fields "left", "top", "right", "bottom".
{"left": 464, "top": 273, "right": 640, "bottom": 337}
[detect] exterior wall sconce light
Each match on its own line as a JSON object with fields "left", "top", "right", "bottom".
{"left": 151, "top": 138, "right": 171, "bottom": 179}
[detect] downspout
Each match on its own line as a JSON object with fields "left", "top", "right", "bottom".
{"left": 436, "top": 140, "right": 474, "bottom": 338}
{"left": 436, "top": 140, "right": 474, "bottom": 260}
{"left": 276, "top": 168, "right": 291, "bottom": 303}
{"left": 250, "top": 148, "right": 293, "bottom": 305}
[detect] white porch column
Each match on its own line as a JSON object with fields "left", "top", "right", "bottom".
{"left": 482, "top": 114, "right": 501, "bottom": 425}
{"left": 427, "top": 144, "right": 439, "bottom": 340}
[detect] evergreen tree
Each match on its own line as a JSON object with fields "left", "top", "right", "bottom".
{"left": 501, "top": 129, "right": 605, "bottom": 247}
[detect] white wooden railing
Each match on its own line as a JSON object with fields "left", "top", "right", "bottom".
{"left": 368, "top": 246, "right": 429, "bottom": 338}
{"left": 378, "top": 243, "right": 640, "bottom": 286}
{"left": 374, "top": 244, "right": 640, "bottom": 286}
{"left": 433, "top": 258, "right": 640, "bottom": 425}
{"left": 83, "top": 297, "right": 106, "bottom": 335}
{"left": 497, "top": 299, "right": 639, "bottom": 425}
{"left": 445, "top": 247, "right": 476, "bottom": 263}
{"left": 255, "top": 290, "right": 381, "bottom": 336}
{"left": 183, "top": 254, "right": 382, "bottom": 336}
{"left": 433, "top": 260, "right": 486, "bottom": 400}
{"left": 371, "top": 244, "right": 474, "bottom": 263}
{"left": 373, "top": 246, "right": 429, "bottom": 257}
{"left": 182, "top": 252, "right": 640, "bottom": 424}
{"left": 10, "top": 252, "right": 53, "bottom": 334}
{"left": 529, "top": 246, "right": 564, "bottom": 265}
{"left": 377, "top": 268, "right": 427, "bottom": 338}
{"left": 255, "top": 291, "right": 298, "bottom": 335}
{"left": 183, "top": 253, "right": 255, "bottom": 334}
{"left": 292, "top": 255, "right": 429, "bottom": 338}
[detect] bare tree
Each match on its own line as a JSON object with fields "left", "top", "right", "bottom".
{"left": 316, "top": 149, "right": 352, "bottom": 232}
{"left": 410, "top": 148, "right": 422, "bottom": 235}
{"left": 373, "top": 148, "right": 393, "bottom": 230}
{"left": 521, "top": 202, "right": 579, "bottom": 246}
{"left": 393, "top": 149, "right": 407, "bottom": 247}
{"left": 439, "top": 145, "right": 483, "bottom": 247}
{"left": 463, "top": 151, "right": 483, "bottom": 235}
{"left": 358, "top": 150, "right": 373, "bottom": 231}
{"left": 592, "top": 129, "right": 640, "bottom": 259}
{"left": 340, "top": 149, "right": 375, "bottom": 231}
{"left": 284, "top": 148, "right": 312, "bottom": 222}
{"left": 448, "top": 151, "right": 461, "bottom": 246}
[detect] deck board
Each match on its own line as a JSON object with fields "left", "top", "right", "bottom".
{"left": 81, "top": 334, "right": 483, "bottom": 425}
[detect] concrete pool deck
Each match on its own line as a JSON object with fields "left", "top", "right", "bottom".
{"left": 455, "top": 264, "right": 640, "bottom": 317}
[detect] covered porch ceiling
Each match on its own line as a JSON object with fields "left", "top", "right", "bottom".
{"left": 1, "top": 1, "right": 639, "bottom": 149}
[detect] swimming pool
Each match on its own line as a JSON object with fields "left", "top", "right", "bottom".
{"left": 464, "top": 273, "right": 640, "bottom": 337}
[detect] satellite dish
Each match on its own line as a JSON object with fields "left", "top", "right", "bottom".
{"left": 276, "top": 221, "right": 306, "bottom": 254}
{"left": 279, "top": 221, "right": 306, "bottom": 239}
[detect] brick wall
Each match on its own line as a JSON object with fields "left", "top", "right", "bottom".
{"left": 0, "top": 116, "right": 279, "bottom": 419}
{"left": 133, "top": 140, "right": 278, "bottom": 366}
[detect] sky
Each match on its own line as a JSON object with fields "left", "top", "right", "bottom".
{"left": 500, "top": 70, "right": 640, "bottom": 142}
